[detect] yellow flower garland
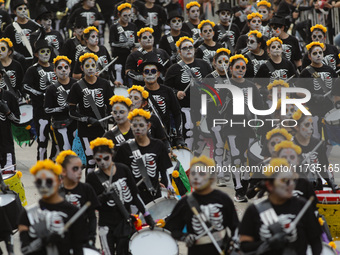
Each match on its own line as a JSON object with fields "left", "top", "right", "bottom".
{"left": 90, "top": 137, "right": 114, "bottom": 150}
{"left": 127, "top": 85, "right": 149, "bottom": 99}
{"left": 0, "top": 38, "right": 13, "bottom": 48}
{"left": 310, "top": 24, "right": 327, "bottom": 33}
{"left": 53, "top": 55, "right": 72, "bottom": 65}
{"left": 83, "top": 26, "right": 99, "bottom": 35}
{"left": 137, "top": 27, "right": 154, "bottom": 37}
{"left": 266, "top": 37, "right": 282, "bottom": 46}
{"left": 30, "top": 159, "right": 62, "bottom": 176}
{"left": 176, "top": 36, "right": 194, "bottom": 48}
{"left": 257, "top": 0, "right": 271, "bottom": 8}
{"left": 198, "top": 20, "right": 215, "bottom": 30}
{"left": 266, "top": 128, "right": 292, "bottom": 141}
{"left": 186, "top": 1, "right": 200, "bottom": 10}
{"left": 216, "top": 48, "right": 231, "bottom": 55}
{"left": 56, "top": 150, "right": 77, "bottom": 165}
{"left": 306, "top": 41, "right": 324, "bottom": 51}
{"left": 230, "top": 54, "right": 248, "bottom": 64}
{"left": 190, "top": 155, "right": 215, "bottom": 168}
{"left": 117, "top": 3, "right": 131, "bottom": 12}
{"left": 263, "top": 158, "right": 290, "bottom": 177}
{"left": 248, "top": 30, "right": 262, "bottom": 38}
{"left": 109, "top": 95, "right": 132, "bottom": 106}
{"left": 79, "top": 52, "right": 98, "bottom": 63}
{"left": 127, "top": 108, "right": 151, "bottom": 120}
{"left": 267, "top": 79, "right": 289, "bottom": 90}
{"left": 275, "top": 140, "right": 302, "bottom": 155}
{"left": 247, "top": 12, "right": 262, "bottom": 20}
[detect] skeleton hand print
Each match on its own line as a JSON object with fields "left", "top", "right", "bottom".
{"left": 65, "top": 193, "right": 81, "bottom": 208}
{"left": 45, "top": 35, "right": 60, "bottom": 50}
{"left": 44, "top": 210, "right": 67, "bottom": 236}
{"left": 282, "top": 44, "right": 292, "bottom": 61}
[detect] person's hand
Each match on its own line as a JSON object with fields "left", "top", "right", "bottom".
{"left": 114, "top": 80, "right": 123, "bottom": 86}
{"left": 144, "top": 213, "right": 155, "bottom": 230}
{"left": 87, "top": 117, "right": 100, "bottom": 127}
{"left": 0, "top": 100, "right": 10, "bottom": 115}
{"left": 235, "top": 11, "right": 241, "bottom": 17}
{"left": 93, "top": 20, "right": 100, "bottom": 26}
{"left": 0, "top": 180, "right": 8, "bottom": 193}
{"left": 177, "top": 91, "right": 186, "bottom": 100}
{"left": 183, "top": 234, "right": 196, "bottom": 247}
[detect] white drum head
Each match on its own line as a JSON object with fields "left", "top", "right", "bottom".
{"left": 19, "top": 104, "right": 33, "bottom": 125}
{"left": 325, "top": 109, "right": 340, "bottom": 125}
{"left": 307, "top": 243, "right": 336, "bottom": 255}
{"left": 142, "top": 197, "right": 178, "bottom": 223}
{"left": 2, "top": 172, "right": 15, "bottom": 180}
{"left": 171, "top": 148, "right": 193, "bottom": 172}
{"left": 129, "top": 228, "right": 178, "bottom": 255}
{"left": 0, "top": 193, "right": 16, "bottom": 207}
{"left": 114, "top": 86, "right": 129, "bottom": 97}
{"left": 83, "top": 248, "right": 101, "bottom": 255}
{"left": 250, "top": 141, "right": 263, "bottom": 161}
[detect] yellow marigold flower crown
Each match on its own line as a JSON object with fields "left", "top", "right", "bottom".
{"left": 109, "top": 95, "right": 132, "bottom": 106}
{"left": 266, "top": 37, "right": 282, "bottom": 46}
{"left": 257, "top": 0, "right": 271, "bottom": 8}
{"left": 230, "top": 54, "right": 248, "bottom": 64}
{"left": 56, "top": 150, "right": 77, "bottom": 165}
{"left": 0, "top": 38, "right": 13, "bottom": 48}
{"left": 53, "top": 55, "right": 72, "bottom": 65}
{"left": 190, "top": 155, "right": 215, "bottom": 168}
{"left": 117, "top": 3, "right": 131, "bottom": 12}
{"left": 247, "top": 12, "right": 263, "bottom": 20}
{"left": 310, "top": 24, "right": 327, "bottom": 33}
{"left": 306, "top": 41, "right": 324, "bottom": 51}
{"left": 90, "top": 137, "right": 114, "bottom": 150}
{"left": 186, "top": 1, "right": 200, "bottom": 10}
{"left": 198, "top": 20, "right": 215, "bottom": 30}
{"left": 83, "top": 26, "right": 99, "bottom": 35}
{"left": 128, "top": 108, "right": 151, "bottom": 120}
{"left": 248, "top": 30, "right": 262, "bottom": 38}
{"left": 216, "top": 48, "right": 231, "bottom": 55}
{"left": 176, "top": 36, "right": 194, "bottom": 48}
{"left": 137, "top": 27, "right": 154, "bottom": 37}
{"left": 79, "top": 52, "right": 98, "bottom": 63}
{"left": 127, "top": 85, "right": 149, "bottom": 99}
{"left": 263, "top": 158, "right": 290, "bottom": 177}
{"left": 292, "top": 108, "right": 307, "bottom": 121}
{"left": 275, "top": 140, "right": 302, "bottom": 155}
{"left": 266, "top": 128, "right": 292, "bottom": 141}
{"left": 267, "top": 79, "right": 289, "bottom": 90}
{"left": 0, "top": 0, "right": 4, "bottom": 3}
{"left": 30, "top": 159, "right": 62, "bottom": 176}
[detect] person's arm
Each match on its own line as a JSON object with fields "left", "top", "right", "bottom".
{"left": 44, "top": 87, "right": 67, "bottom": 114}
{"left": 168, "top": 88, "right": 183, "bottom": 137}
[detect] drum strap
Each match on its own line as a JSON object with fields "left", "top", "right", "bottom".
{"left": 166, "top": 32, "right": 177, "bottom": 54}
{"left": 187, "top": 194, "right": 212, "bottom": 228}
{"left": 0, "top": 63, "right": 17, "bottom": 97}
{"left": 185, "top": 21, "right": 200, "bottom": 40}
{"left": 306, "top": 66, "right": 332, "bottom": 101}
{"left": 137, "top": 47, "right": 148, "bottom": 55}
{"left": 36, "top": 65, "right": 50, "bottom": 88}
{"left": 246, "top": 51, "right": 255, "bottom": 63}
{"left": 254, "top": 199, "right": 279, "bottom": 226}
{"left": 54, "top": 81, "right": 68, "bottom": 102}
{"left": 265, "top": 61, "right": 275, "bottom": 75}
{"left": 127, "top": 139, "right": 156, "bottom": 196}
{"left": 217, "top": 24, "right": 234, "bottom": 54}
{"left": 111, "top": 125, "right": 125, "bottom": 144}
{"left": 116, "top": 23, "right": 129, "bottom": 43}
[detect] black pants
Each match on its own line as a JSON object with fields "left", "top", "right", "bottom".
{"left": 53, "top": 121, "right": 77, "bottom": 151}
{"left": 98, "top": 226, "right": 130, "bottom": 255}
{"left": 0, "top": 152, "right": 15, "bottom": 170}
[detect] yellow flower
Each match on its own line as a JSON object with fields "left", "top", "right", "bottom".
{"left": 248, "top": 30, "right": 262, "bottom": 38}
{"left": 0, "top": 38, "right": 13, "bottom": 48}
{"left": 229, "top": 54, "right": 248, "bottom": 64}
{"left": 79, "top": 52, "right": 98, "bottom": 63}
{"left": 190, "top": 155, "right": 215, "bottom": 168}
{"left": 292, "top": 109, "right": 304, "bottom": 121}
{"left": 53, "top": 55, "right": 72, "bottom": 65}
{"left": 16, "top": 171, "right": 22, "bottom": 178}
{"left": 318, "top": 217, "right": 324, "bottom": 226}
{"left": 128, "top": 108, "right": 151, "bottom": 120}
{"left": 25, "top": 125, "right": 31, "bottom": 130}
{"left": 329, "top": 242, "right": 336, "bottom": 250}
{"left": 186, "top": 1, "right": 200, "bottom": 10}
{"left": 90, "top": 137, "right": 114, "bottom": 150}
{"left": 198, "top": 20, "right": 215, "bottom": 30}
{"left": 117, "top": 3, "right": 131, "bottom": 12}
{"left": 274, "top": 140, "right": 302, "bottom": 155}
{"left": 247, "top": 12, "right": 263, "bottom": 20}
{"left": 306, "top": 41, "right": 324, "bottom": 51}
{"left": 310, "top": 24, "right": 327, "bottom": 33}
{"left": 266, "top": 128, "right": 292, "bottom": 141}
{"left": 172, "top": 170, "right": 179, "bottom": 178}
{"left": 56, "top": 150, "right": 77, "bottom": 165}
{"left": 216, "top": 48, "right": 231, "bottom": 55}
{"left": 109, "top": 95, "right": 132, "bottom": 106}
{"left": 176, "top": 36, "right": 194, "bottom": 48}
{"left": 137, "top": 27, "right": 154, "bottom": 37}
{"left": 263, "top": 158, "right": 289, "bottom": 177}
{"left": 266, "top": 37, "right": 283, "bottom": 47}
{"left": 30, "top": 159, "right": 62, "bottom": 176}
{"left": 127, "top": 85, "right": 149, "bottom": 99}
{"left": 257, "top": 0, "right": 271, "bottom": 8}
{"left": 267, "top": 79, "right": 289, "bottom": 90}
{"left": 157, "top": 219, "right": 166, "bottom": 228}
{"left": 83, "top": 26, "right": 99, "bottom": 34}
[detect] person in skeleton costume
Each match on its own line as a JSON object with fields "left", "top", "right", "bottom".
{"left": 239, "top": 158, "right": 322, "bottom": 255}
{"left": 125, "top": 27, "right": 171, "bottom": 86}
{"left": 195, "top": 20, "right": 222, "bottom": 65}
{"left": 0, "top": 37, "right": 24, "bottom": 98}
{"left": 255, "top": 37, "right": 296, "bottom": 86}
{"left": 4, "top": 0, "right": 40, "bottom": 71}
{"left": 109, "top": 3, "right": 137, "bottom": 84}
{"left": 302, "top": 24, "right": 340, "bottom": 71}
{"left": 159, "top": 10, "right": 190, "bottom": 63}
{"left": 44, "top": 56, "right": 77, "bottom": 151}
{"left": 165, "top": 155, "right": 239, "bottom": 255}
{"left": 257, "top": 0, "right": 272, "bottom": 37}
{"left": 87, "top": 137, "right": 155, "bottom": 255}
{"left": 68, "top": 52, "right": 113, "bottom": 174}
{"left": 57, "top": 150, "right": 100, "bottom": 248}
{"left": 23, "top": 39, "right": 58, "bottom": 161}
{"left": 18, "top": 160, "right": 85, "bottom": 255}
{"left": 115, "top": 109, "right": 173, "bottom": 204}
{"left": 261, "top": 128, "right": 293, "bottom": 159}
{"left": 182, "top": 1, "right": 201, "bottom": 46}
{"left": 213, "top": 2, "right": 240, "bottom": 56}
{"left": 232, "top": 0, "right": 253, "bottom": 32}
{"left": 61, "top": 17, "right": 87, "bottom": 75}
{"left": 0, "top": 0, "right": 12, "bottom": 38}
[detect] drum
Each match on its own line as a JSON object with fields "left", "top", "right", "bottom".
{"left": 3, "top": 170, "right": 27, "bottom": 206}
{"left": 141, "top": 196, "right": 178, "bottom": 224}
{"left": 0, "top": 191, "right": 24, "bottom": 234}
{"left": 129, "top": 227, "right": 178, "bottom": 255}
{"left": 171, "top": 147, "right": 193, "bottom": 173}
{"left": 114, "top": 86, "right": 129, "bottom": 97}
{"left": 324, "top": 108, "right": 340, "bottom": 145}
{"left": 18, "top": 104, "right": 33, "bottom": 126}
{"left": 11, "top": 103, "right": 35, "bottom": 147}
{"left": 315, "top": 190, "right": 340, "bottom": 204}
{"left": 307, "top": 243, "right": 337, "bottom": 255}
{"left": 83, "top": 248, "right": 101, "bottom": 255}
{"left": 247, "top": 140, "right": 263, "bottom": 166}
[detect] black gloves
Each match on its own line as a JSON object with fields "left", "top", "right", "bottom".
{"left": 0, "top": 100, "right": 10, "bottom": 114}
{"left": 87, "top": 117, "right": 100, "bottom": 127}
{"left": 173, "top": 136, "right": 186, "bottom": 148}
{"left": 144, "top": 214, "right": 155, "bottom": 230}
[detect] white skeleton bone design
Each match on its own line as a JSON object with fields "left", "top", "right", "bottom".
{"left": 191, "top": 203, "right": 224, "bottom": 235}
{"left": 80, "top": 12, "right": 96, "bottom": 26}
{"left": 270, "top": 69, "right": 288, "bottom": 83}
{"left": 97, "top": 55, "right": 108, "bottom": 71}
{"left": 119, "top": 31, "right": 135, "bottom": 43}
{"left": 0, "top": 112, "right": 6, "bottom": 121}
{"left": 38, "top": 70, "right": 57, "bottom": 91}
{"left": 218, "top": 30, "right": 235, "bottom": 46}
{"left": 130, "top": 152, "right": 157, "bottom": 179}
{"left": 312, "top": 72, "right": 332, "bottom": 91}
{"left": 145, "top": 12, "right": 158, "bottom": 27}
{"left": 82, "top": 88, "right": 105, "bottom": 108}
{"left": 65, "top": 193, "right": 81, "bottom": 208}
{"left": 282, "top": 44, "right": 292, "bottom": 61}
{"left": 56, "top": 87, "right": 69, "bottom": 107}
{"left": 15, "top": 28, "right": 31, "bottom": 45}
{"left": 0, "top": 70, "right": 16, "bottom": 89}
{"left": 323, "top": 54, "right": 336, "bottom": 70}
{"left": 181, "top": 67, "right": 202, "bottom": 84}
{"left": 75, "top": 45, "right": 86, "bottom": 62}
{"left": 251, "top": 59, "right": 267, "bottom": 75}
{"left": 202, "top": 49, "right": 216, "bottom": 63}
{"left": 104, "top": 178, "right": 133, "bottom": 207}
{"left": 45, "top": 35, "right": 60, "bottom": 50}
{"left": 152, "top": 95, "right": 166, "bottom": 114}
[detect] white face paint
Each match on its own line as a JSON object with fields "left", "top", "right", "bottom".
{"left": 35, "top": 170, "right": 58, "bottom": 199}
{"left": 56, "top": 60, "right": 70, "bottom": 80}
{"left": 215, "top": 54, "right": 229, "bottom": 73}
{"left": 112, "top": 103, "right": 129, "bottom": 124}
{"left": 120, "top": 9, "right": 132, "bottom": 23}
{"left": 41, "top": 18, "right": 52, "bottom": 31}
{"left": 131, "top": 7, "right": 137, "bottom": 22}
{"left": 16, "top": 5, "right": 27, "bottom": 19}
{"left": 131, "top": 116, "right": 149, "bottom": 137}
{"left": 231, "top": 59, "right": 246, "bottom": 79}
{"left": 298, "top": 117, "right": 313, "bottom": 139}
{"left": 170, "top": 17, "right": 182, "bottom": 31}
{"left": 38, "top": 48, "right": 51, "bottom": 63}
{"left": 88, "top": 31, "right": 98, "bottom": 46}
{"left": 272, "top": 171, "right": 295, "bottom": 199}
{"left": 271, "top": 25, "right": 282, "bottom": 37}
{"left": 269, "top": 41, "right": 282, "bottom": 57}
{"left": 129, "top": 90, "right": 143, "bottom": 110}
{"left": 278, "top": 148, "right": 300, "bottom": 166}
{"left": 189, "top": 163, "right": 211, "bottom": 191}
{"left": 219, "top": 10, "right": 231, "bottom": 24}
{"left": 143, "top": 64, "right": 158, "bottom": 83}
{"left": 64, "top": 157, "right": 82, "bottom": 183}
{"left": 311, "top": 30, "right": 325, "bottom": 43}
{"left": 83, "top": 58, "right": 96, "bottom": 77}
{"left": 258, "top": 6, "right": 269, "bottom": 20}
{"left": 268, "top": 135, "right": 285, "bottom": 156}
{"left": 310, "top": 46, "right": 323, "bottom": 64}
{"left": 188, "top": 6, "right": 200, "bottom": 20}
{"left": 249, "top": 17, "right": 262, "bottom": 31}
{"left": 201, "top": 24, "right": 214, "bottom": 40}
{"left": 74, "top": 28, "right": 84, "bottom": 37}
{"left": 239, "top": 0, "right": 249, "bottom": 7}
{"left": 86, "top": 0, "right": 95, "bottom": 8}
{"left": 247, "top": 34, "right": 258, "bottom": 51}
{"left": 0, "top": 42, "right": 9, "bottom": 60}
{"left": 140, "top": 32, "right": 154, "bottom": 49}
{"left": 284, "top": 104, "right": 296, "bottom": 119}
{"left": 180, "top": 41, "right": 194, "bottom": 60}
{"left": 94, "top": 152, "right": 112, "bottom": 170}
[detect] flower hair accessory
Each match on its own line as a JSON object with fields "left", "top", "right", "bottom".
{"left": 263, "top": 158, "right": 290, "bottom": 177}
{"left": 248, "top": 30, "right": 262, "bottom": 38}
{"left": 128, "top": 108, "right": 151, "bottom": 120}
{"left": 230, "top": 54, "right": 248, "bottom": 64}
{"left": 176, "top": 36, "right": 194, "bottom": 48}
{"left": 275, "top": 140, "right": 302, "bottom": 154}
{"left": 186, "top": 1, "right": 200, "bottom": 10}
{"left": 137, "top": 27, "right": 154, "bottom": 37}
{"left": 247, "top": 12, "right": 262, "bottom": 20}
{"left": 56, "top": 150, "right": 77, "bottom": 165}
{"left": 90, "top": 137, "right": 114, "bottom": 150}
{"left": 109, "top": 95, "right": 132, "bottom": 106}
{"left": 306, "top": 41, "right": 324, "bottom": 51}
{"left": 216, "top": 48, "right": 231, "bottom": 55}
{"left": 53, "top": 55, "right": 72, "bottom": 65}
{"left": 117, "top": 3, "right": 131, "bottom": 12}
{"left": 79, "top": 52, "right": 98, "bottom": 63}
{"left": 266, "top": 128, "right": 292, "bottom": 141}
{"left": 190, "top": 155, "right": 215, "bottom": 168}
{"left": 83, "top": 26, "right": 99, "bottom": 34}
{"left": 310, "top": 24, "right": 327, "bottom": 33}
{"left": 0, "top": 38, "right": 13, "bottom": 48}
{"left": 267, "top": 79, "right": 289, "bottom": 90}
{"left": 30, "top": 159, "right": 62, "bottom": 176}
{"left": 127, "top": 85, "right": 149, "bottom": 99}
{"left": 257, "top": 1, "right": 271, "bottom": 8}
{"left": 198, "top": 20, "right": 215, "bottom": 30}
{"left": 266, "top": 37, "right": 283, "bottom": 46}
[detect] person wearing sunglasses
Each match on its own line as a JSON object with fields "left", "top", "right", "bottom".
{"left": 57, "top": 150, "right": 100, "bottom": 250}
{"left": 87, "top": 137, "right": 155, "bottom": 255}
{"left": 18, "top": 159, "right": 85, "bottom": 255}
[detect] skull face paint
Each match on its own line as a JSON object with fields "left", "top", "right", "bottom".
{"left": 0, "top": 42, "right": 9, "bottom": 60}
{"left": 88, "top": 31, "right": 99, "bottom": 46}
{"left": 180, "top": 41, "right": 194, "bottom": 60}
{"left": 201, "top": 24, "right": 214, "bottom": 40}
{"left": 83, "top": 58, "right": 96, "bottom": 77}
{"left": 112, "top": 103, "right": 129, "bottom": 124}
{"left": 143, "top": 64, "right": 158, "bottom": 83}
{"left": 129, "top": 90, "right": 143, "bottom": 110}
{"left": 219, "top": 11, "right": 231, "bottom": 24}
{"left": 86, "top": 0, "right": 95, "bottom": 8}
{"left": 272, "top": 171, "right": 295, "bottom": 199}
{"left": 131, "top": 116, "right": 149, "bottom": 137}
{"left": 278, "top": 148, "right": 300, "bottom": 166}
{"left": 298, "top": 117, "right": 313, "bottom": 139}
{"left": 94, "top": 152, "right": 112, "bottom": 170}
{"left": 189, "top": 163, "right": 212, "bottom": 191}
{"left": 16, "top": 5, "right": 28, "bottom": 19}
{"left": 35, "top": 170, "right": 58, "bottom": 199}
{"left": 170, "top": 17, "right": 182, "bottom": 30}
{"left": 38, "top": 48, "right": 51, "bottom": 63}
{"left": 247, "top": 34, "right": 258, "bottom": 51}
{"left": 271, "top": 25, "right": 282, "bottom": 37}
{"left": 56, "top": 60, "right": 70, "bottom": 80}
{"left": 188, "top": 6, "right": 200, "bottom": 20}
{"left": 41, "top": 18, "right": 52, "bottom": 31}
{"left": 268, "top": 135, "right": 285, "bottom": 156}
{"left": 231, "top": 59, "right": 246, "bottom": 79}
{"left": 284, "top": 104, "right": 296, "bottom": 119}
{"left": 310, "top": 46, "right": 323, "bottom": 64}
{"left": 140, "top": 32, "right": 154, "bottom": 48}
{"left": 64, "top": 157, "right": 82, "bottom": 183}
{"left": 249, "top": 17, "right": 262, "bottom": 31}
{"left": 258, "top": 6, "right": 269, "bottom": 20}
{"left": 74, "top": 28, "right": 84, "bottom": 37}
{"left": 311, "top": 30, "right": 325, "bottom": 43}
{"left": 120, "top": 9, "right": 132, "bottom": 23}
{"left": 215, "top": 55, "right": 229, "bottom": 73}
{"left": 269, "top": 41, "right": 282, "bottom": 57}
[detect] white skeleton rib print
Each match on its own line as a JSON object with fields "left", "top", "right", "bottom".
{"left": 146, "top": 12, "right": 158, "bottom": 27}
{"left": 323, "top": 54, "right": 336, "bottom": 70}
{"left": 65, "top": 193, "right": 82, "bottom": 208}
{"left": 191, "top": 203, "right": 224, "bottom": 235}
{"left": 0, "top": 70, "right": 16, "bottom": 89}
{"left": 152, "top": 95, "right": 166, "bottom": 114}
{"left": 218, "top": 30, "right": 235, "bottom": 46}
{"left": 130, "top": 152, "right": 157, "bottom": 179}
{"left": 282, "top": 44, "right": 292, "bottom": 61}
{"left": 15, "top": 28, "right": 31, "bottom": 45}
{"left": 105, "top": 178, "right": 133, "bottom": 207}
{"left": 270, "top": 69, "right": 288, "bottom": 83}
{"left": 119, "top": 31, "right": 135, "bottom": 43}
{"left": 38, "top": 70, "right": 57, "bottom": 91}
{"left": 313, "top": 72, "right": 332, "bottom": 91}
{"left": 45, "top": 35, "right": 60, "bottom": 50}
{"left": 80, "top": 12, "right": 96, "bottom": 26}
{"left": 181, "top": 67, "right": 202, "bottom": 84}
{"left": 82, "top": 88, "right": 105, "bottom": 108}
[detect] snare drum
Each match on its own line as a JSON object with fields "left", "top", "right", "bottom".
{"left": 0, "top": 191, "right": 24, "bottom": 234}
{"left": 141, "top": 196, "right": 178, "bottom": 224}
{"left": 171, "top": 147, "right": 193, "bottom": 173}
{"left": 18, "top": 104, "right": 33, "bottom": 126}
{"left": 114, "top": 86, "right": 129, "bottom": 97}
{"left": 83, "top": 248, "right": 101, "bottom": 255}
{"left": 247, "top": 140, "right": 263, "bottom": 166}
{"left": 315, "top": 190, "right": 340, "bottom": 204}
{"left": 307, "top": 243, "right": 337, "bottom": 255}
{"left": 12, "top": 103, "right": 35, "bottom": 147}
{"left": 3, "top": 170, "right": 27, "bottom": 206}
{"left": 129, "top": 227, "right": 178, "bottom": 255}
{"left": 324, "top": 108, "right": 340, "bottom": 145}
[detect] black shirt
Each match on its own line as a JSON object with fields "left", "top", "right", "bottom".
{"left": 195, "top": 42, "right": 223, "bottom": 64}
{"left": 0, "top": 59, "right": 24, "bottom": 97}
{"left": 281, "top": 35, "right": 302, "bottom": 66}
{"left": 213, "top": 23, "right": 240, "bottom": 52}
{"left": 182, "top": 21, "right": 200, "bottom": 42}
{"left": 0, "top": 10, "right": 12, "bottom": 37}
{"left": 159, "top": 31, "right": 190, "bottom": 57}
{"left": 60, "top": 37, "right": 86, "bottom": 73}
{"left": 302, "top": 44, "right": 340, "bottom": 71}
{"left": 245, "top": 51, "right": 269, "bottom": 77}
{"left": 67, "top": 7, "right": 102, "bottom": 29}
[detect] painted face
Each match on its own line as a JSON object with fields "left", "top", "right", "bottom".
{"left": 189, "top": 163, "right": 211, "bottom": 191}
{"left": 272, "top": 171, "right": 295, "bottom": 199}
{"left": 0, "top": 3, "right": 4, "bottom": 10}
{"left": 284, "top": 104, "right": 296, "bottom": 119}
{"left": 94, "top": 152, "right": 112, "bottom": 170}
{"left": 143, "top": 64, "right": 158, "bottom": 83}
{"left": 56, "top": 60, "right": 70, "bottom": 79}
{"left": 35, "top": 170, "right": 58, "bottom": 199}
{"left": 231, "top": 59, "right": 246, "bottom": 79}
{"left": 201, "top": 24, "right": 214, "bottom": 40}
{"left": 180, "top": 41, "right": 194, "bottom": 60}
{"left": 215, "top": 54, "right": 229, "bottom": 73}
{"left": 0, "top": 42, "right": 9, "bottom": 60}
{"left": 131, "top": 116, "right": 149, "bottom": 137}
{"left": 121, "top": 9, "right": 132, "bottom": 23}
{"left": 41, "top": 18, "right": 52, "bottom": 31}
{"left": 189, "top": 6, "right": 200, "bottom": 20}
{"left": 258, "top": 6, "right": 269, "bottom": 20}
{"left": 311, "top": 30, "right": 325, "bottom": 43}
{"left": 129, "top": 90, "right": 143, "bottom": 110}
{"left": 38, "top": 48, "right": 51, "bottom": 63}
{"left": 64, "top": 157, "right": 82, "bottom": 183}
{"left": 249, "top": 17, "right": 262, "bottom": 31}
{"left": 268, "top": 135, "right": 285, "bottom": 156}
{"left": 239, "top": 0, "right": 249, "bottom": 7}
{"left": 140, "top": 32, "right": 154, "bottom": 48}
{"left": 86, "top": 0, "right": 95, "bottom": 8}
{"left": 83, "top": 58, "right": 96, "bottom": 77}
{"left": 74, "top": 27, "right": 84, "bottom": 37}
{"left": 170, "top": 17, "right": 182, "bottom": 30}
{"left": 131, "top": 7, "right": 137, "bottom": 22}
{"left": 310, "top": 46, "right": 323, "bottom": 64}
{"left": 269, "top": 41, "right": 282, "bottom": 57}
{"left": 278, "top": 148, "right": 299, "bottom": 166}
{"left": 16, "top": 5, "right": 27, "bottom": 19}
{"left": 247, "top": 34, "right": 258, "bottom": 51}
{"left": 219, "top": 10, "right": 231, "bottom": 23}
{"left": 112, "top": 103, "right": 129, "bottom": 124}
{"left": 271, "top": 25, "right": 282, "bottom": 37}
{"left": 298, "top": 117, "right": 313, "bottom": 139}
{"left": 88, "top": 31, "right": 98, "bottom": 45}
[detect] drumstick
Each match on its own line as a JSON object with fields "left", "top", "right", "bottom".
{"left": 63, "top": 201, "right": 91, "bottom": 232}
{"left": 87, "top": 115, "right": 113, "bottom": 127}
{"left": 0, "top": 164, "right": 16, "bottom": 171}
{"left": 323, "top": 90, "right": 332, "bottom": 97}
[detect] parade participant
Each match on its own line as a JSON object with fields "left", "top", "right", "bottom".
{"left": 182, "top": 1, "right": 201, "bottom": 45}
{"left": 87, "top": 137, "right": 155, "bottom": 255}
{"left": 159, "top": 10, "right": 190, "bottom": 62}
{"left": 232, "top": 0, "right": 253, "bottom": 32}
{"left": 18, "top": 160, "right": 85, "bottom": 255}
{"left": 195, "top": 20, "right": 223, "bottom": 65}
{"left": 239, "top": 158, "right": 322, "bottom": 255}
{"left": 0, "top": 0, "right": 11, "bottom": 38}
{"left": 205, "top": 48, "right": 231, "bottom": 82}
{"left": 68, "top": 52, "right": 113, "bottom": 174}
{"left": 109, "top": 3, "right": 137, "bottom": 84}
{"left": 125, "top": 27, "right": 171, "bottom": 85}
{"left": 23, "top": 39, "right": 57, "bottom": 161}
{"left": 44, "top": 56, "right": 77, "bottom": 151}
{"left": 261, "top": 128, "right": 293, "bottom": 158}
{"left": 115, "top": 109, "right": 173, "bottom": 204}
{"left": 0, "top": 87, "right": 20, "bottom": 170}
{"left": 302, "top": 24, "right": 340, "bottom": 71}
{"left": 257, "top": 0, "right": 272, "bottom": 37}
{"left": 213, "top": 2, "right": 240, "bottom": 55}
{"left": 0, "top": 37, "right": 24, "bottom": 98}
{"left": 57, "top": 150, "right": 100, "bottom": 248}
{"left": 165, "top": 155, "right": 239, "bottom": 255}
